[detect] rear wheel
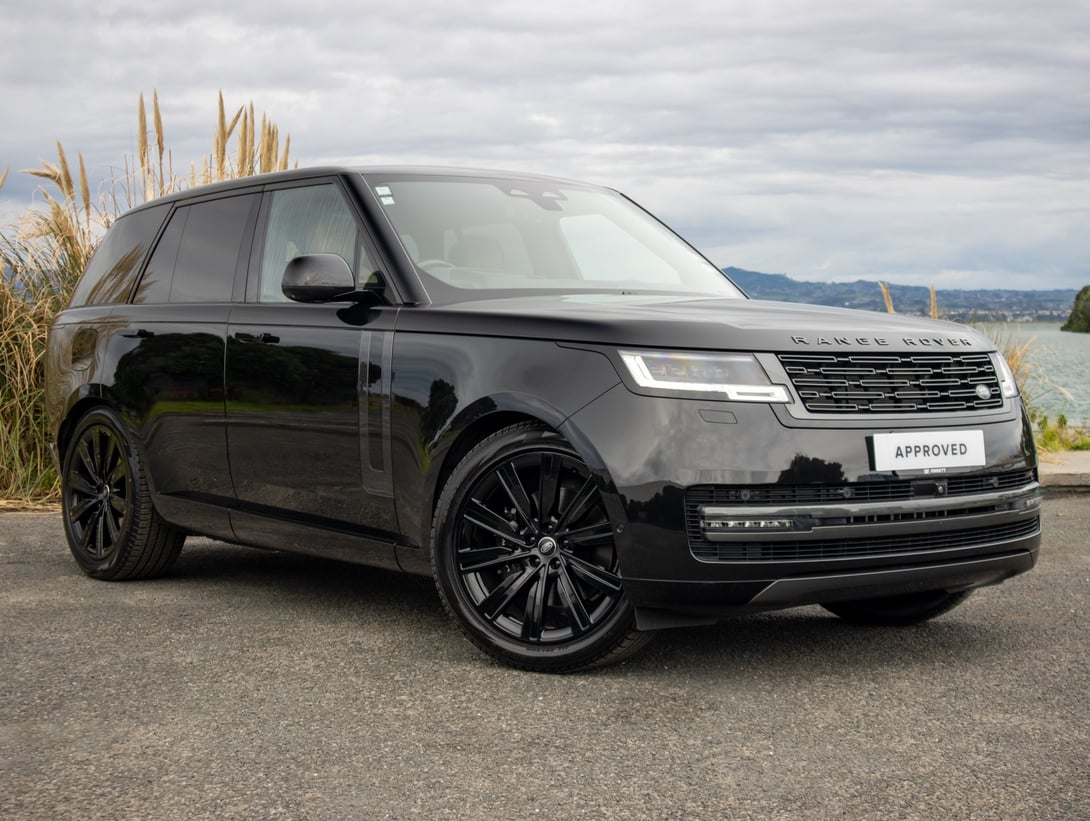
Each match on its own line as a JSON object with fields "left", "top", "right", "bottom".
{"left": 432, "top": 423, "right": 651, "bottom": 672}
{"left": 61, "top": 407, "right": 184, "bottom": 580}
{"left": 822, "top": 590, "right": 972, "bottom": 626}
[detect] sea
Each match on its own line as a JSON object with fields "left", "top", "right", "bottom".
{"left": 979, "top": 322, "right": 1090, "bottom": 428}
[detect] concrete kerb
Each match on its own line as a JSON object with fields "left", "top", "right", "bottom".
{"left": 1038, "top": 450, "right": 1090, "bottom": 494}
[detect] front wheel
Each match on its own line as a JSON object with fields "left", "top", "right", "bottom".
{"left": 432, "top": 423, "right": 651, "bottom": 672}
{"left": 822, "top": 590, "right": 972, "bottom": 626}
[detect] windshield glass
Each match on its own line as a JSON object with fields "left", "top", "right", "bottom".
{"left": 362, "top": 173, "right": 744, "bottom": 301}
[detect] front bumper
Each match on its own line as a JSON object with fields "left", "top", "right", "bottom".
{"left": 563, "top": 384, "right": 1041, "bottom": 621}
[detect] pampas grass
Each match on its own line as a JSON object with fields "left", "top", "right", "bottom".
{"left": 0, "top": 91, "right": 295, "bottom": 503}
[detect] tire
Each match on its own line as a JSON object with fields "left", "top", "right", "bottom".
{"left": 822, "top": 589, "right": 972, "bottom": 626}
{"left": 61, "top": 407, "right": 184, "bottom": 580}
{"left": 432, "top": 423, "right": 652, "bottom": 672}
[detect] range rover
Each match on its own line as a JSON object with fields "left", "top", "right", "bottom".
{"left": 46, "top": 167, "right": 1041, "bottom": 671}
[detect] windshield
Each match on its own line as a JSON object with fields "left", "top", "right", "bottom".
{"left": 362, "top": 172, "right": 744, "bottom": 301}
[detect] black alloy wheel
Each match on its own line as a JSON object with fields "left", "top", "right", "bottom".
{"left": 61, "top": 407, "right": 184, "bottom": 580}
{"left": 65, "top": 417, "right": 133, "bottom": 566}
{"left": 822, "top": 589, "right": 972, "bottom": 626}
{"left": 432, "top": 423, "right": 650, "bottom": 672}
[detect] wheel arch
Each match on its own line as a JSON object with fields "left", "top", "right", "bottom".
{"left": 54, "top": 386, "right": 151, "bottom": 491}
{"left": 54, "top": 385, "right": 111, "bottom": 461}
{"left": 408, "top": 391, "right": 622, "bottom": 565}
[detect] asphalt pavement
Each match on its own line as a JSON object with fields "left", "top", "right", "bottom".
{"left": 1, "top": 497, "right": 1087, "bottom": 820}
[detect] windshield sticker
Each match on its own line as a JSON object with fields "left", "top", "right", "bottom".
{"left": 380, "top": 196, "right": 396, "bottom": 205}
{"left": 375, "top": 186, "right": 392, "bottom": 196}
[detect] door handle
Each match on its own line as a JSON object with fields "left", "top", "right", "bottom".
{"left": 233, "top": 331, "right": 280, "bottom": 344}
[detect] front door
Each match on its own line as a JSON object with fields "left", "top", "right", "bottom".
{"left": 225, "top": 181, "right": 398, "bottom": 555}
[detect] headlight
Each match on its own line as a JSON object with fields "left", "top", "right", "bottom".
{"left": 989, "top": 352, "right": 1019, "bottom": 398}
{"left": 619, "top": 350, "right": 790, "bottom": 402}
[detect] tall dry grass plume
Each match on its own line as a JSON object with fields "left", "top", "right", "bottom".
{"left": 0, "top": 156, "right": 89, "bottom": 504}
{"left": 878, "top": 281, "right": 895, "bottom": 313}
{"left": 0, "top": 91, "right": 295, "bottom": 503}
{"left": 876, "top": 282, "right": 939, "bottom": 318}
{"left": 193, "top": 92, "right": 293, "bottom": 187}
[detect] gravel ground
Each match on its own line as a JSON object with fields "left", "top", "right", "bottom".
{"left": 1, "top": 498, "right": 1087, "bottom": 820}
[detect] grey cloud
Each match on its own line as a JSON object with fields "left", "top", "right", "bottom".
{"left": 1, "top": 0, "right": 1087, "bottom": 288}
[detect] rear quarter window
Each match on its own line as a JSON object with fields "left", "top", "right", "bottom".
{"left": 67, "top": 204, "right": 170, "bottom": 307}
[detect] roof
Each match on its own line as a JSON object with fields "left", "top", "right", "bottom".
{"left": 121, "top": 165, "right": 597, "bottom": 215}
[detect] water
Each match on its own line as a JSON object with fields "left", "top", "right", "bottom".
{"left": 980, "top": 322, "right": 1090, "bottom": 427}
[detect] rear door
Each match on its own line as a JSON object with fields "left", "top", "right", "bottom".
{"left": 117, "top": 191, "right": 260, "bottom": 537}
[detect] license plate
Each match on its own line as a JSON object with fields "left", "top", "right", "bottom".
{"left": 872, "top": 430, "right": 986, "bottom": 472}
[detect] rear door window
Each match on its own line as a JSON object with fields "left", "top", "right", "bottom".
{"left": 131, "top": 193, "right": 259, "bottom": 304}
{"left": 169, "top": 194, "right": 258, "bottom": 303}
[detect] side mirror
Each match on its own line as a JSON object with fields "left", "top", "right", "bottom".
{"left": 282, "top": 254, "right": 385, "bottom": 303}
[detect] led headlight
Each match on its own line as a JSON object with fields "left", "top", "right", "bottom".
{"left": 989, "top": 352, "right": 1019, "bottom": 398}
{"left": 619, "top": 350, "right": 790, "bottom": 402}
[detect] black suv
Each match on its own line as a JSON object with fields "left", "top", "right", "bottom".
{"left": 46, "top": 167, "right": 1041, "bottom": 671}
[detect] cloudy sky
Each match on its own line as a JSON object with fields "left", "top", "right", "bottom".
{"left": 2, "top": 0, "right": 1088, "bottom": 290}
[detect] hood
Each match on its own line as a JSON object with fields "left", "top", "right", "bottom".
{"left": 394, "top": 293, "right": 996, "bottom": 353}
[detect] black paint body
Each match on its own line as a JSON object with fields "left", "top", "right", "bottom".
{"left": 46, "top": 167, "right": 1041, "bottom": 627}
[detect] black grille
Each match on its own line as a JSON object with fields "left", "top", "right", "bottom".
{"left": 686, "top": 469, "right": 1036, "bottom": 509}
{"left": 778, "top": 352, "right": 1005, "bottom": 414}
{"left": 690, "top": 518, "right": 1039, "bottom": 563}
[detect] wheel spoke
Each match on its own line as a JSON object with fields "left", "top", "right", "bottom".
{"left": 562, "top": 521, "right": 615, "bottom": 548}
{"left": 79, "top": 507, "right": 98, "bottom": 550}
{"left": 458, "top": 544, "right": 529, "bottom": 573}
{"left": 521, "top": 566, "right": 550, "bottom": 641}
{"left": 537, "top": 453, "right": 561, "bottom": 521}
{"left": 89, "top": 430, "right": 105, "bottom": 481}
{"left": 76, "top": 439, "right": 99, "bottom": 485}
{"left": 103, "top": 436, "right": 121, "bottom": 484}
{"left": 67, "top": 473, "right": 97, "bottom": 498}
{"left": 464, "top": 498, "right": 521, "bottom": 542}
{"left": 565, "top": 553, "right": 623, "bottom": 594}
{"left": 556, "top": 476, "right": 599, "bottom": 532}
{"left": 108, "top": 494, "right": 126, "bottom": 515}
{"left": 496, "top": 463, "right": 535, "bottom": 528}
{"left": 105, "top": 503, "right": 121, "bottom": 543}
{"left": 477, "top": 564, "right": 538, "bottom": 621}
{"left": 107, "top": 453, "right": 128, "bottom": 487}
{"left": 68, "top": 495, "right": 97, "bottom": 523}
{"left": 556, "top": 560, "right": 592, "bottom": 634}
{"left": 93, "top": 507, "right": 108, "bottom": 557}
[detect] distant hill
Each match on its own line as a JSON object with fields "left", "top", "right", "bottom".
{"left": 724, "top": 267, "right": 1078, "bottom": 323}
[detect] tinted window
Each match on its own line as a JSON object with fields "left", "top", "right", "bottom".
{"left": 258, "top": 185, "right": 365, "bottom": 303}
{"left": 169, "top": 194, "right": 258, "bottom": 303}
{"left": 131, "top": 207, "right": 186, "bottom": 304}
{"left": 68, "top": 204, "right": 169, "bottom": 307}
